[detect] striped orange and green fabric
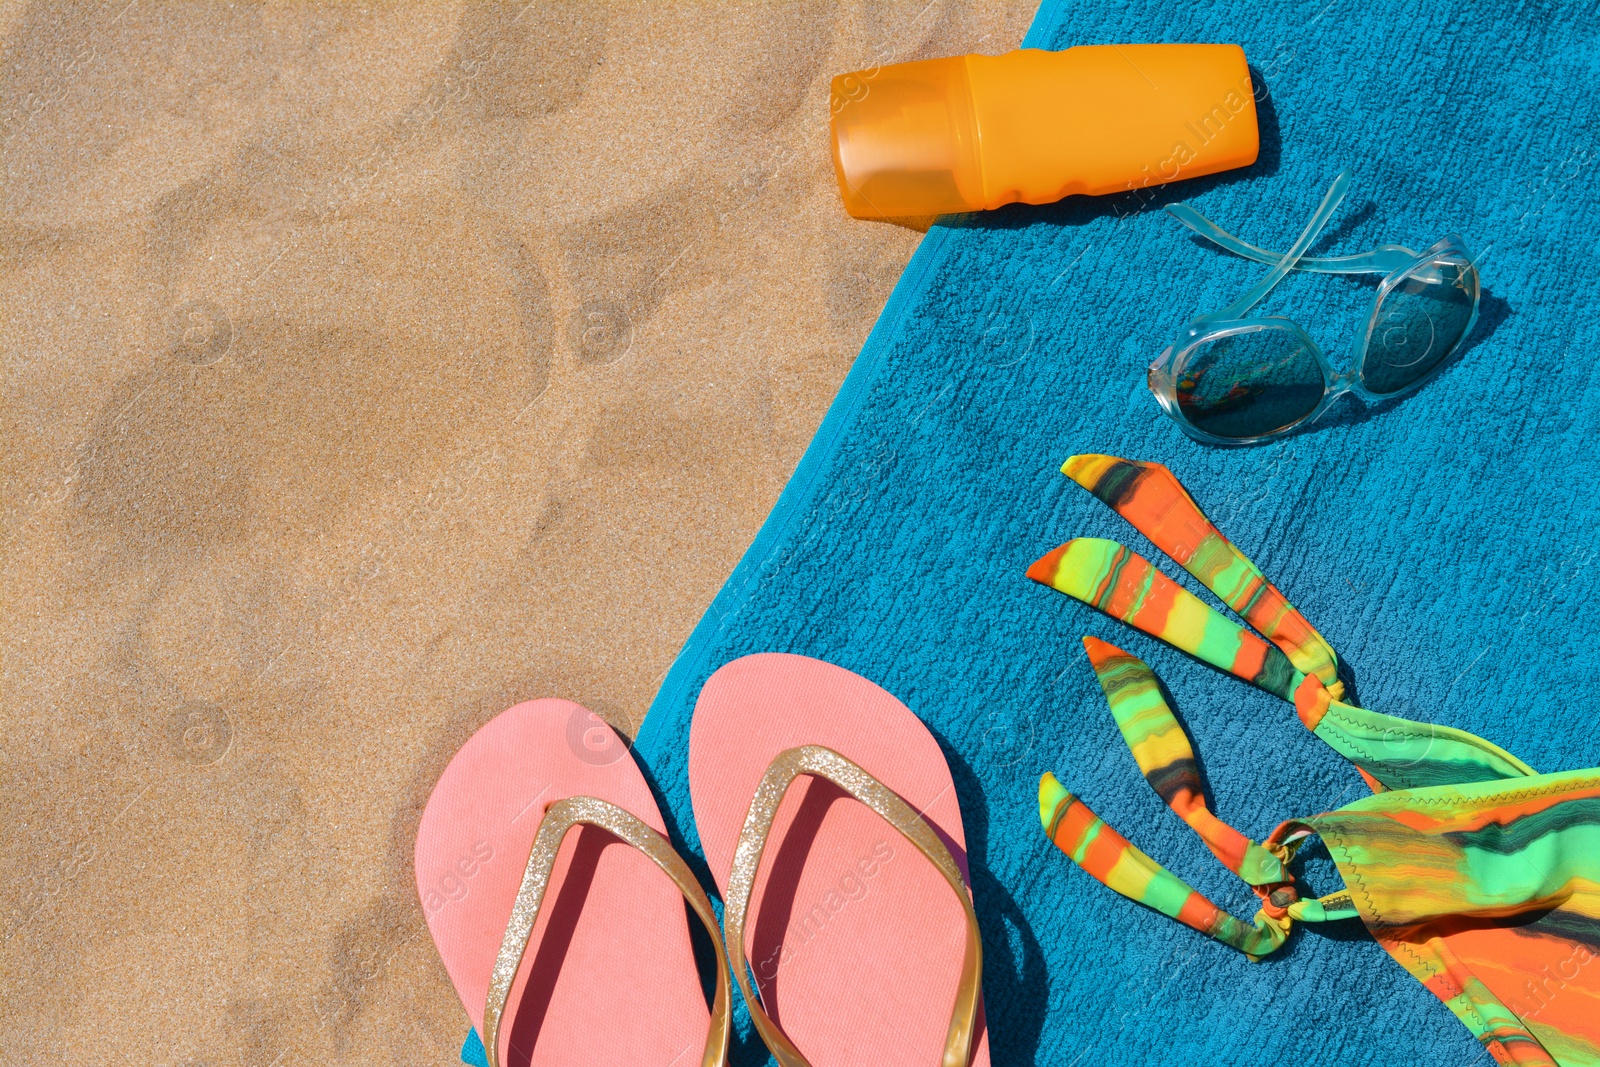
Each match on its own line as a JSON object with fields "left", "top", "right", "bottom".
{"left": 1313, "top": 770, "right": 1600, "bottom": 1065}
{"left": 1028, "top": 456, "right": 1535, "bottom": 794}
{"left": 1037, "top": 773, "right": 1293, "bottom": 960}
{"left": 1029, "top": 452, "right": 1600, "bottom": 1067}
{"left": 1079, "top": 635, "right": 1288, "bottom": 886}
{"left": 1027, "top": 537, "right": 1303, "bottom": 700}
{"left": 1061, "top": 453, "right": 1342, "bottom": 694}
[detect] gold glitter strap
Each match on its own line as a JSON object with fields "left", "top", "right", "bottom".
{"left": 722, "top": 745, "right": 983, "bottom": 1067}
{"left": 482, "top": 795, "right": 731, "bottom": 1067}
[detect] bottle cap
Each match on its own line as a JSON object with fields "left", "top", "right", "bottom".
{"left": 830, "top": 56, "right": 983, "bottom": 218}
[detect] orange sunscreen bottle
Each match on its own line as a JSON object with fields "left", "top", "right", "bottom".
{"left": 830, "top": 44, "right": 1259, "bottom": 218}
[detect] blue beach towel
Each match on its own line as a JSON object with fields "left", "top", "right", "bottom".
{"left": 627, "top": 0, "right": 1600, "bottom": 1063}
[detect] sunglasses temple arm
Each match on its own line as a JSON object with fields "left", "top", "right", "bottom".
{"left": 1165, "top": 202, "right": 1413, "bottom": 275}
{"left": 1205, "top": 169, "right": 1351, "bottom": 321}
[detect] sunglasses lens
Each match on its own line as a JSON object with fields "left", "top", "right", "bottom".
{"left": 1362, "top": 257, "right": 1477, "bottom": 396}
{"left": 1175, "top": 327, "right": 1325, "bottom": 440}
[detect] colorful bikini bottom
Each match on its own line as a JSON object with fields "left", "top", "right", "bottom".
{"left": 1030, "top": 454, "right": 1600, "bottom": 1067}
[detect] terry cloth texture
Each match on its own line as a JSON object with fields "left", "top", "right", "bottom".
{"left": 633, "top": 0, "right": 1600, "bottom": 1064}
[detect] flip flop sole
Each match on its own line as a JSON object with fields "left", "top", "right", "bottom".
{"left": 416, "top": 698, "right": 710, "bottom": 1066}
{"left": 689, "top": 653, "right": 990, "bottom": 1067}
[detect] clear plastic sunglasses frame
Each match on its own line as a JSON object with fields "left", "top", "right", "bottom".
{"left": 1147, "top": 169, "right": 1482, "bottom": 445}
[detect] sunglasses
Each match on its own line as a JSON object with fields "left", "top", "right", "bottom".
{"left": 1148, "top": 170, "right": 1481, "bottom": 444}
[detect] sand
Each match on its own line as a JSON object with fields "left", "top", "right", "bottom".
{"left": 0, "top": 2, "right": 1034, "bottom": 1062}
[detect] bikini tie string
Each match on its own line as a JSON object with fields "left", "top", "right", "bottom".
{"left": 1253, "top": 879, "right": 1300, "bottom": 920}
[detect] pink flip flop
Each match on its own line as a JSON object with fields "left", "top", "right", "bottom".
{"left": 416, "top": 698, "right": 730, "bottom": 1067}
{"left": 689, "top": 653, "right": 989, "bottom": 1067}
